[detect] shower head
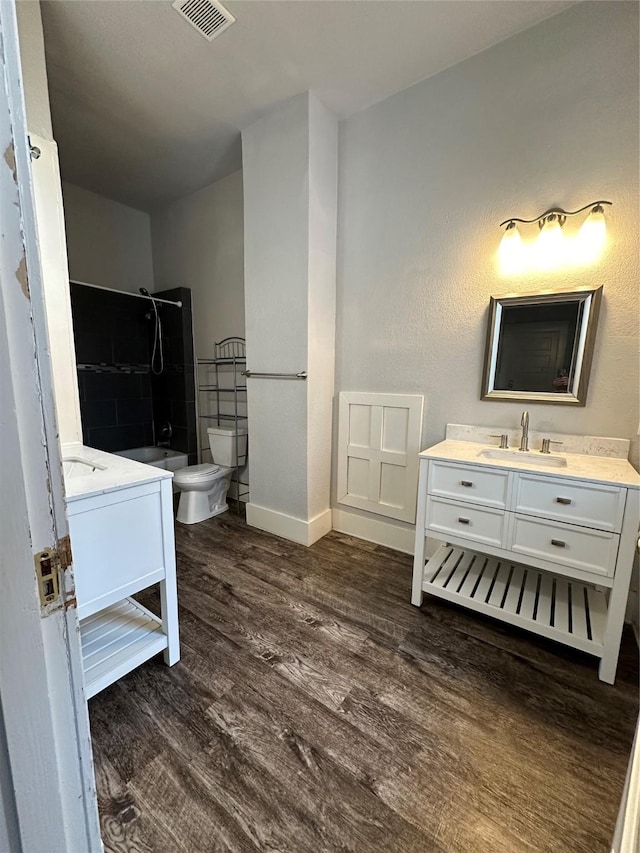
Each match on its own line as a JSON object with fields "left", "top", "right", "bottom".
{"left": 139, "top": 287, "right": 151, "bottom": 297}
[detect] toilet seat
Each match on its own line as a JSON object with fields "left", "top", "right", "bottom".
{"left": 174, "top": 463, "right": 219, "bottom": 483}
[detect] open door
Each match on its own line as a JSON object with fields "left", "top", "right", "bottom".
{"left": 0, "top": 3, "right": 101, "bottom": 850}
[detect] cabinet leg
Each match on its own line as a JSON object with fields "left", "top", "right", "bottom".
{"left": 411, "top": 462, "right": 429, "bottom": 607}
{"left": 598, "top": 489, "right": 639, "bottom": 685}
{"left": 160, "top": 577, "right": 180, "bottom": 666}
{"left": 411, "top": 548, "right": 425, "bottom": 607}
{"left": 598, "top": 655, "right": 617, "bottom": 685}
{"left": 159, "top": 479, "right": 180, "bottom": 666}
{"left": 411, "top": 537, "right": 426, "bottom": 607}
{"left": 598, "top": 586, "right": 628, "bottom": 685}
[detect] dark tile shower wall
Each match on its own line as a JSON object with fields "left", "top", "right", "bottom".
{"left": 78, "top": 370, "right": 154, "bottom": 452}
{"left": 70, "top": 284, "right": 197, "bottom": 461}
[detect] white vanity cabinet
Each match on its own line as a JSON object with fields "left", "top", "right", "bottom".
{"left": 64, "top": 444, "right": 180, "bottom": 699}
{"left": 412, "top": 433, "right": 640, "bottom": 684}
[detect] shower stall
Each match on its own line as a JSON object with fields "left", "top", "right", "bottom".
{"left": 69, "top": 282, "right": 198, "bottom": 463}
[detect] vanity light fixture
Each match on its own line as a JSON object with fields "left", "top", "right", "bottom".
{"left": 575, "top": 203, "right": 608, "bottom": 264}
{"left": 498, "top": 200, "right": 612, "bottom": 274}
{"left": 535, "top": 213, "right": 565, "bottom": 270}
{"left": 497, "top": 221, "right": 524, "bottom": 275}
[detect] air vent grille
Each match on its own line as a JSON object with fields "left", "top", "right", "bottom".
{"left": 172, "top": 0, "right": 235, "bottom": 42}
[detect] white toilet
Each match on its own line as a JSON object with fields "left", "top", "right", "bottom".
{"left": 173, "top": 426, "right": 248, "bottom": 524}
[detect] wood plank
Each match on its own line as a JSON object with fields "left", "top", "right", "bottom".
{"left": 571, "top": 585, "right": 589, "bottom": 642}
{"left": 473, "top": 557, "right": 498, "bottom": 603}
{"left": 503, "top": 565, "right": 525, "bottom": 614}
{"left": 554, "top": 578, "right": 570, "bottom": 633}
{"left": 458, "top": 553, "right": 484, "bottom": 598}
{"left": 487, "top": 563, "right": 512, "bottom": 608}
{"left": 93, "top": 753, "right": 170, "bottom": 853}
{"left": 429, "top": 547, "right": 462, "bottom": 589}
{"left": 82, "top": 607, "right": 148, "bottom": 654}
{"left": 537, "top": 573, "right": 554, "bottom": 627}
{"left": 519, "top": 568, "right": 539, "bottom": 620}
{"left": 445, "top": 549, "right": 477, "bottom": 593}
{"left": 587, "top": 586, "right": 608, "bottom": 646}
{"left": 87, "top": 515, "right": 638, "bottom": 853}
{"left": 179, "top": 618, "right": 418, "bottom": 787}
{"left": 84, "top": 635, "right": 168, "bottom": 700}
{"left": 83, "top": 608, "right": 162, "bottom": 668}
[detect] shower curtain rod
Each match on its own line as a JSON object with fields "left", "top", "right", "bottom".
{"left": 70, "top": 279, "right": 183, "bottom": 308}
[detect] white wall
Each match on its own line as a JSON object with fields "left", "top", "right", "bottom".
{"left": 151, "top": 169, "right": 245, "bottom": 357}
{"left": 62, "top": 182, "right": 154, "bottom": 293}
{"left": 242, "top": 92, "right": 337, "bottom": 544}
{"left": 243, "top": 95, "right": 311, "bottom": 525}
{"left": 308, "top": 96, "right": 338, "bottom": 521}
{"left": 336, "top": 1, "right": 640, "bottom": 534}
{"left": 151, "top": 169, "right": 246, "bottom": 470}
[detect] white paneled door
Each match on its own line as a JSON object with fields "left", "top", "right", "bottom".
{"left": 337, "top": 392, "right": 424, "bottom": 523}
{"left": 0, "top": 3, "right": 100, "bottom": 849}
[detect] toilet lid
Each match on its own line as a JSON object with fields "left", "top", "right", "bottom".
{"left": 176, "top": 463, "right": 219, "bottom": 480}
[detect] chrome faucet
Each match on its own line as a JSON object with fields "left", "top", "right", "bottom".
{"left": 519, "top": 411, "right": 529, "bottom": 452}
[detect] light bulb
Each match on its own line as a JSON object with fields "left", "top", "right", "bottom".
{"left": 498, "top": 221, "right": 525, "bottom": 275}
{"left": 573, "top": 205, "right": 607, "bottom": 265}
{"left": 535, "top": 214, "right": 565, "bottom": 270}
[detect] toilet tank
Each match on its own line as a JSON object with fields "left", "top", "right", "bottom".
{"left": 207, "top": 425, "right": 248, "bottom": 467}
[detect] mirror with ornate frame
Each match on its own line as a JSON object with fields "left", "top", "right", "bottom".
{"left": 481, "top": 286, "right": 602, "bottom": 406}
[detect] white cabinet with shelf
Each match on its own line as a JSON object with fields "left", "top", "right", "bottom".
{"left": 64, "top": 444, "right": 180, "bottom": 699}
{"left": 412, "top": 428, "right": 640, "bottom": 684}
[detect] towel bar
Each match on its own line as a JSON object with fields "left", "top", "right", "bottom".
{"left": 242, "top": 370, "right": 307, "bottom": 380}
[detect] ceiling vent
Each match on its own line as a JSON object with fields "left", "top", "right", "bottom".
{"left": 172, "top": 0, "right": 235, "bottom": 42}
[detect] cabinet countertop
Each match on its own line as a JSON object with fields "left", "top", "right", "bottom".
{"left": 419, "top": 440, "right": 640, "bottom": 490}
{"left": 62, "top": 443, "right": 173, "bottom": 502}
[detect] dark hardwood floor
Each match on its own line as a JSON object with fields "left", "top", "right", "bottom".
{"left": 90, "top": 510, "right": 639, "bottom": 853}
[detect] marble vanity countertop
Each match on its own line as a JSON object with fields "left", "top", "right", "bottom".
{"left": 62, "top": 442, "right": 173, "bottom": 502}
{"left": 419, "top": 440, "right": 640, "bottom": 489}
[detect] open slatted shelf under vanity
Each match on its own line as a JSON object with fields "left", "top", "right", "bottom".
{"left": 80, "top": 598, "right": 168, "bottom": 700}
{"left": 424, "top": 544, "right": 608, "bottom": 656}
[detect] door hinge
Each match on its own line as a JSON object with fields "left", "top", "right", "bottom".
{"left": 34, "top": 536, "right": 71, "bottom": 607}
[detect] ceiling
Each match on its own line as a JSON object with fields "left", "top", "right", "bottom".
{"left": 41, "top": 0, "right": 576, "bottom": 212}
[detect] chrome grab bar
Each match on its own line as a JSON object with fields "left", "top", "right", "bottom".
{"left": 242, "top": 370, "right": 307, "bottom": 380}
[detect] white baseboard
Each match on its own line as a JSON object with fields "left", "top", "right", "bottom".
{"left": 332, "top": 507, "right": 415, "bottom": 554}
{"left": 245, "top": 503, "right": 332, "bottom": 546}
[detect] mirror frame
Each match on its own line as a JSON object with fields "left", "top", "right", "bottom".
{"left": 481, "top": 285, "right": 603, "bottom": 406}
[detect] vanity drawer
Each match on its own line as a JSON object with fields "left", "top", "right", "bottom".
{"left": 427, "top": 461, "right": 511, "bottom": 509}
{"left": 510, "top": 514, "right": 619, "bottom": 578}
{"left": 426, "top": 496, "right": 507, "bottom": 548}
{"left": 514, "top": 473, "right": 625, "bottom": 532}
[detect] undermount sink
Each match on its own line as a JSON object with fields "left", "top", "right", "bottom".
{"left": 63, "top": 456, "right": 107, "bottom": 478}
{"left": 477, "top": 448, "right": 568, "bottom": 468}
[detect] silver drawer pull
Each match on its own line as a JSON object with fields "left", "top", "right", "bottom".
{"left": 460, "top": 481, "right": 473, "bottom": 487}
{"left": 458, "top": 517, "right": 470, "bottom": 525}
{"left": 556, "top": 497, "right": 572, "bottom": 505}
{"left": 551, "top": 539, "right": 566, "bottom": 548}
